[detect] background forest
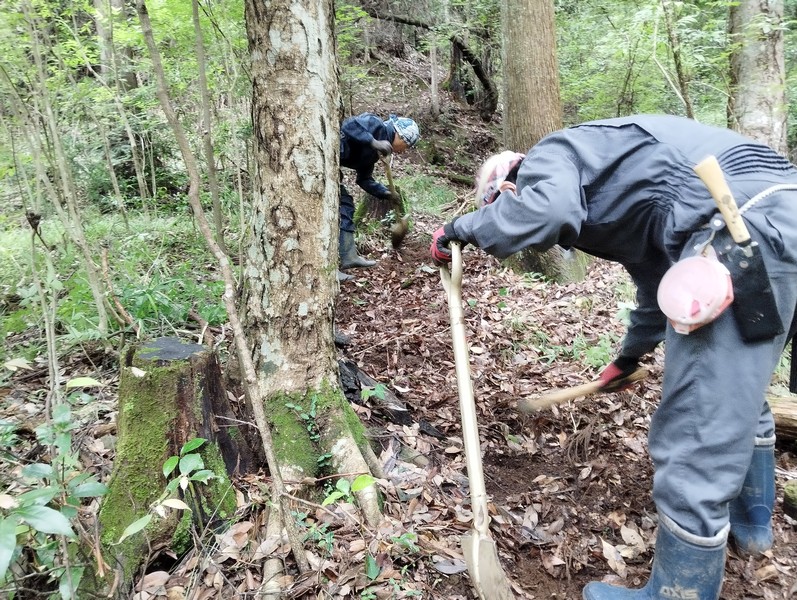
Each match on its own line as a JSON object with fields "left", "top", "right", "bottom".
{"left": 0, "top": 0, "right": 796, "bottom": 599}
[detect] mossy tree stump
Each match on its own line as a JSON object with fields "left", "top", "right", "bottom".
{"left": 355, "top": 192, "right": 407, "bottom": 227}
{"left": 784, "top": 480, "right": 797, "bottom": 519}
{"left": 504, "top": 246, "right": 591, "bottom": 284}
{"left": 99, "top": 337, "right": 252, "bottom": 594}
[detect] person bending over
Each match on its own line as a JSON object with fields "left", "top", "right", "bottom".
{"left": 431, "top": 114, "right": 797, "bottom": 600}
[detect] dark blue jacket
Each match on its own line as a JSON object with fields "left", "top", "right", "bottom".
{"left": 340, "top": 113, "right": 396, "bottom": 199}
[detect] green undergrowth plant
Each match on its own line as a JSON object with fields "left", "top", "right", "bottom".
{"left": 360, "top": 384, "right": 386, "bottom": 403}
{"left": 388, "top": 173, "right": 459, "bottom": 215}
{"left": 351, "top": 170, "right": 460, "bottom": 234}
{"left": 0, "top": 392, "right": 109, "bottom": 599}
{"left": 116, "top": 437, "right": 218, "bottom": 545}
{"left": 572, "top": 333, "right": 619, "bottom": 368}
{"left": 293, "top": 510, "right": 336, "bottom": 557}
{"left": 0, "top": 210, "right": 232, "bottom": 365}
{"left": 321, "top": 474, "right": 376, "bottom": 507}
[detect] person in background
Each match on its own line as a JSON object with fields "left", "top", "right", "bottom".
{"left": 430, "top": 115, "right": 797, "bottom": 600}
{"left": 337, "top": 112, "right": 420, "bottom": 281}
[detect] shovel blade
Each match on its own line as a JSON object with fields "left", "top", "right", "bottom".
{"left": 462, "top": 531, "right": 515, "bottom": 600}
{"left": 390, "top": 216, "right": 409, "bottom": 249}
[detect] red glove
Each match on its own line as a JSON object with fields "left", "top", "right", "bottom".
{"left": 430, "top": 220, "right": 460, "bottom": 266}
{"left": 599, "top": 356, "right": 640, "bottom": 391}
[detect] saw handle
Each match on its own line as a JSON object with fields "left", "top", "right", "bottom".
{"left": 693, "top": 155, "right": 751, "bottom": 245}
{"left": 518, "top": 368, "right": 649, "bottom": 412}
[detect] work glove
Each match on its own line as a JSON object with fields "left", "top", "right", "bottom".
{"left": 598, "top": 355, "right": 640, "bottom": 391}
{"left": 371, "top": 139, "right": 393, "bottom": 157}
{"left": 430, "top": 219, "right": 461, "bottom": 266}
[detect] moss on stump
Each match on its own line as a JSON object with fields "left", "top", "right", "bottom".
{"left": 98, "top": 337, "right": 245, "bottom": 595}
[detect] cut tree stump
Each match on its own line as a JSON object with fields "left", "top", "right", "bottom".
{"left": 784, "top": 480, "right": 797, "bottom": 519}
{"left": 98, "top": 337, "right": 254, "bottom": 594}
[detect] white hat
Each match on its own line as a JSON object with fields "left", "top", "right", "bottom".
{"left": 475, "top": 151, "right": 525, "bottom": 206}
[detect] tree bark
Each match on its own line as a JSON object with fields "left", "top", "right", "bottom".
{"left": 137, "top": 0, "right": 311, "bottom": 579}
{"left": 500, "top": 0, "right": 589, "bottom": 283}
{"left": 727, "top": 0, "right": 787, "bottom": 155}
{"left": 768, "top": 392, "right": 797, "bottom": 440}
{"left": 244, "top": 0, "right": 383, "bottom": 591}
{"left": 502, "top": 0, "right": 561, "bottom": 151}
{"left": 504, "top": 246, "right": 591, "bottom": 284}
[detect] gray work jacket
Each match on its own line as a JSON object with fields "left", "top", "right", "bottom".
{"left": 452, "top": 114, "right": 797, "bottom": 357}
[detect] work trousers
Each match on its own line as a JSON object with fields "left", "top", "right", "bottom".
{"left": 650, "top": 188, "right": 797, "bottom": 537}
{"left": 339, "top": 184, "right": 355, "bottom": 233}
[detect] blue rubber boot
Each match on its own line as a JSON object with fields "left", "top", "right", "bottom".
{"left": 729, "top": 439, "right": 775, "bottom": 555}
{"left": 583, "top": 514, "right": 727, "bottom": 600}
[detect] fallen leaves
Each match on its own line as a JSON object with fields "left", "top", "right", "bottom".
{"left": 2, "top": 213, "right": 794, "bottom": 599}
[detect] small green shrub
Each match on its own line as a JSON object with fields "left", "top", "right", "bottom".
{"left": 390, "top": 174, "right": 458, "bottom": 214}
{"left": 0, "top": 398, "right": 108, "bottom": 598}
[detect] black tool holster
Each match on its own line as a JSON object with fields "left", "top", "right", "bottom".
{"left": 714, "top": 229, "right": 784, "bottom": 343}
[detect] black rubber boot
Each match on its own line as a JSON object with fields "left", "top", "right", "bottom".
{"left": 339, "top": 230, "right": 376, "bottom": 270}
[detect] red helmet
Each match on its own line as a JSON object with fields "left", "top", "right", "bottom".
{"left": 475, "top": 151, "right": 525, "bottom": 206}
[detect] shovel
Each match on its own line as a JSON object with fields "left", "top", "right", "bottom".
{"left": 440, "top": 243, "right": 515, "bottom": 600}
{"left": 382, "top": 158, "right": 409, "bottom": 248}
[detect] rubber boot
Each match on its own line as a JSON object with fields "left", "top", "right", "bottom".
{"left": 729, "top": 438, "right": 775, "bottom": 555}
{"left": 339, "top": 230, "right": 376, "bottom": 270}
{"left": 337, "top": 270, "right": 354, "bottom": 282}
{"left": 583, "top": 513, "right": 727, "bottom": 600}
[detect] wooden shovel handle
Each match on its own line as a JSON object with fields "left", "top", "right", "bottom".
{"left": 381, "top": 158, "right": 397, "bottom": 195}
{"left": 518, "top": 368, "right": 649, "bottom": 412}
{"left": 441, "top": 244, "right": 491, "bottom": 534}
{"left": 693, "top": 155, "right": 751, "bottom": 245}
{"left": 381, "top": 157, "right": 405, "bottom": 220}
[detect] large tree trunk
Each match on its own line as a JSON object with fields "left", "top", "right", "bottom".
{"left": 500, "top": 0, "right": 588, "bottom": 283}
{"left": 502, "top": 0, "right": 561, "bottom": 150}
{"left": 136, "top": 0, "right": 313, "bottom": 584}
{"left": 727, "top": 0, "right": 787, "bottom": 155}
{"left": 243, "top": 0, "right": 382, "bottom": 592}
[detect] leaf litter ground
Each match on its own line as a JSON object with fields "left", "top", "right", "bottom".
{"left": 2, "top": 213, "right": 795, "bottom": 599}
{"left": 331, "top": 213, "right": 797, "bottom": 599}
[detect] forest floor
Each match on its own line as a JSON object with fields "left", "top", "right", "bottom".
{"left": 3, "top": 215, "right": 795, "bottom": 599}
{"left": 2, "top": 45, "right": 796, "bottom": 600}
{"left": 330, "top": 214, "right": 797, "bottom": 600}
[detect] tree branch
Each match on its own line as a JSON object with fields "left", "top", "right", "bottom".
{"left": 359, "top": 7, "right": 497, "bottom": 116}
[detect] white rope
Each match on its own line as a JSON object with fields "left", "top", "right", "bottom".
{"left": 739, "top": 183, "right": 797, "bottom": 215}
